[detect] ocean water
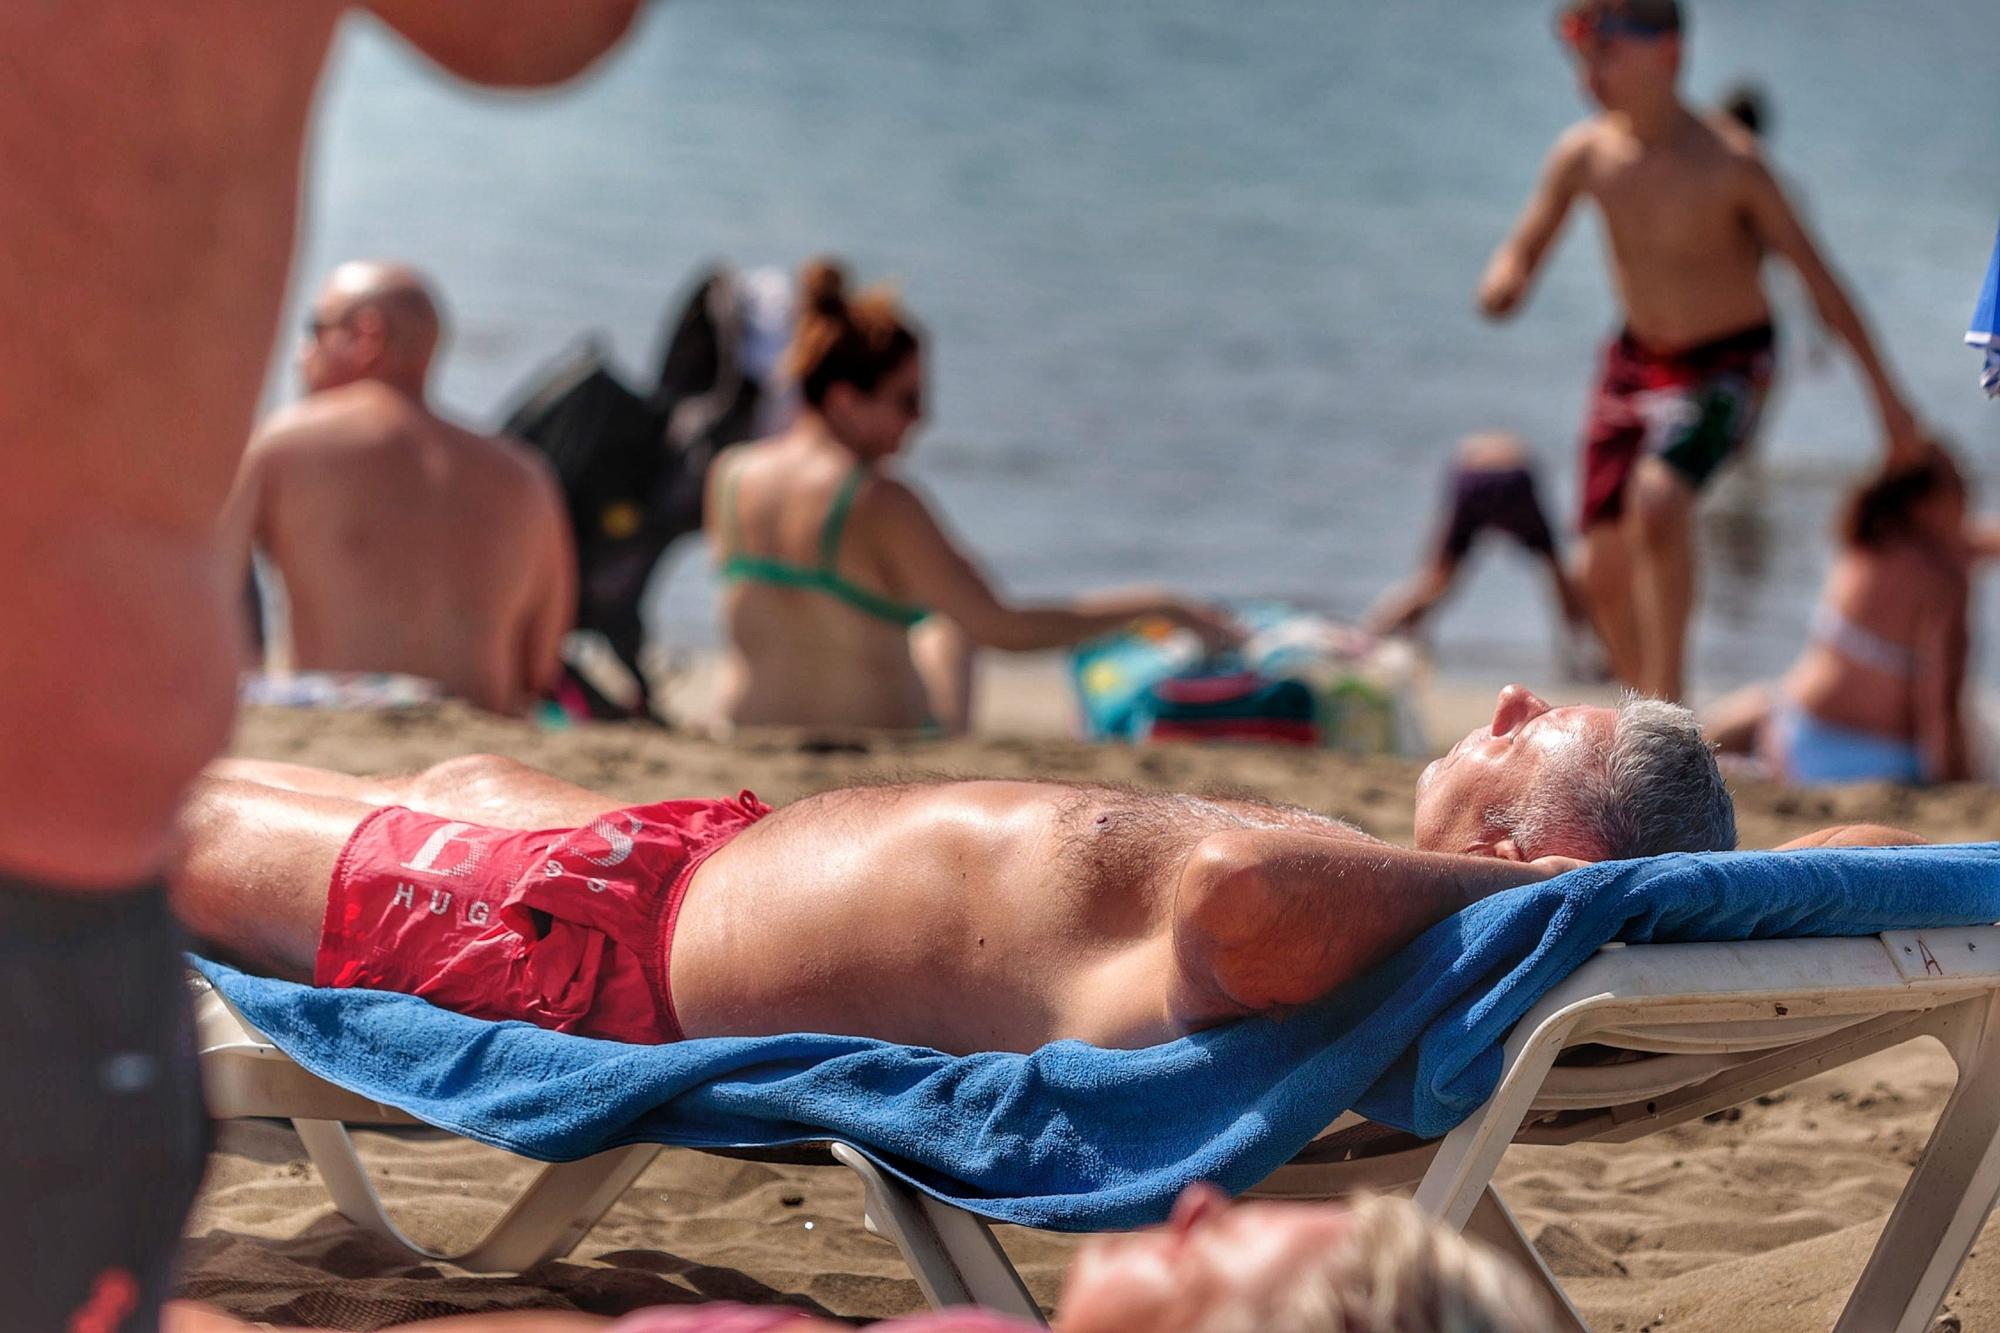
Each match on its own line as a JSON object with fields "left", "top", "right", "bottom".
{"left": 291, "top": 0, "right": 1999, "bottom": 695}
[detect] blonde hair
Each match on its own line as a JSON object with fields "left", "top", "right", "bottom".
{"left": 1195, "top": 1195, "right": 1553, "bottom": 1333}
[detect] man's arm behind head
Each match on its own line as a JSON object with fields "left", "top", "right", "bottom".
{"left": 1776, "top": 825, "right": 1931, "bottom": 850}
{"left": 364, "top": 1, "right": 642, "bottom": 88}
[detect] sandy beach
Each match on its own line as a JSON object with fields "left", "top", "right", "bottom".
{"left": 180, "top": 677, "right": 2000, "bottom": 1331}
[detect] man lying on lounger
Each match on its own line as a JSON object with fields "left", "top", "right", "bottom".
{"left": 175, "top": 685, "right": 1907, "bottom": 1056}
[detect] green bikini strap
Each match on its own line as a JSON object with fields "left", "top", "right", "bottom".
{"left": 715, "top": 455, "right": 747, "bottom": 560}
{"left": 818, "top": 465, "right": 869, "bottom": 571}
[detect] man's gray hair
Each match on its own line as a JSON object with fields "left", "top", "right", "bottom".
{"left": 1503, "top": 695, "right": 1736, "bottom": 860}
{"left": 1196, "top": 1193, "right": 1551, "bottom": 1333}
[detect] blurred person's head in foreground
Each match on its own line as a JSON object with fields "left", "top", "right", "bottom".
{"left": 786, "top": 257, "right": 925, "bottom": 462}
{"left": 1841, "top": 441, "right": 1971, "bottom": 556}
{"left": 1060, "top": 1185, "right": 1550, "bottom": 1333}
{"left": 1555, "top": 0, "right": 1684, "bottom": 112}
{"left": 298, "top": 260, "right": 444, "bottom": 398}
{"left": 171, "top": 1188, "right": 1550, "bottom": 1332}
{"left": 1415, "top": 684, "right": 1735, "bottom": 864}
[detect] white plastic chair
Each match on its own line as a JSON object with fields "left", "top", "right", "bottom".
{"left": 195, "top": 924, "right": 2000, "bottom": 1332}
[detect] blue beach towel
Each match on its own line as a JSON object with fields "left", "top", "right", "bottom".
{"left": 197, "top": 843, "right": 2000, "bottom": 1232}
{"left": 1970, "top": 221, "right": 1999, "bottom": 398}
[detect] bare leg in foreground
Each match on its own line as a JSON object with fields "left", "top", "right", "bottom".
{"left": 0, "top": 8, "right": 638, "bottom": 1327}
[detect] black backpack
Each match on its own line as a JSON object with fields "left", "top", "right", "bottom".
{"left": 497, "top": 268, "right": 770, "bottom": 708}
{"left": 501, "top": 339, "right": 668, "bottom": 554}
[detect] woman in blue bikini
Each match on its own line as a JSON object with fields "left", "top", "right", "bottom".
{"left": 705, "top": 259, "right": 1236, "bottom": 733}
{"left": 1708, "top": 445, "right": 1978, "bottom": 785}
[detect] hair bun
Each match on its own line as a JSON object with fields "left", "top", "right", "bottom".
{"left": 799, "top": 257, "right": 848, "bottom": 317}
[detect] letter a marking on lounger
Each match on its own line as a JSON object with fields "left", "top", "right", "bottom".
{"left": 1920, "top": 938, "right": 1944, "bottom": 976}
{"left": 392, "top": 883, "right": 415, "bottom": 910}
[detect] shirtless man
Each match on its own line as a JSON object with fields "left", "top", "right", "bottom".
{"left": 1478, "top": 0, "right": 1921, "bottom": 702}
{"left": 172, "top": 686, "right": 1743, "bottom": 1055}
{"left": 229, "top": 261, "right": 574, "bottom": 714}
{"left": 1, "top": 7, "right": 636, "bottom": 1328}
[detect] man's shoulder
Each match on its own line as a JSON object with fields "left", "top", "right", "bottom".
{"left": 1554, "top": 116, "right": 1613, "bottom": 159}
{"left": 471, "top": 427, "right": 564, "bottom": 497}
{"left": 252, "top": 381, "right": 416, "bottom": 453}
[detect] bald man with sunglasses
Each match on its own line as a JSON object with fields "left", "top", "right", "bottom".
{"left": 226, "top": 260, "right": 574, "bottom": 715}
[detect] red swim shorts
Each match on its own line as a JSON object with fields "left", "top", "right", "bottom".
{"left": 1578, "top": 322, "right": 1776, "bottom": 529}
{"left": 314, "top": 791, "right": 770, "bottom": 1044}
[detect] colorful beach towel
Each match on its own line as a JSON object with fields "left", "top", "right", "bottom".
{"left": 1970, "top": 221, "right": 1999, "bottom": 398}
{"left": 196, "top": 843, "right": 2000, "bottom": 1231}
{"left": 1070, "top": 602, "right": 1425, "bottom": 754}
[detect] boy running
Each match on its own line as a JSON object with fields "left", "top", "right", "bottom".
{"left": 1478, "top": 0, "right": 1922, "bottom": 701}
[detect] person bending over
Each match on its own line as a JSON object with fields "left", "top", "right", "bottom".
{"left": 705, "top": 257, "right": 1236, "bottom": 735}
{"left": 225, "top": 260, "right": 574, "bottom": 714}
{"left": 1706, "top": 446, "right": 1978, "bottom": 785}
{"left": 1365, "top": 432, "right": 1596, "bottom": 677}
{"left": 174, "top": 685, "right": 1740, "bottom": 1055}
{"left": 1479, "top": 0, "right": 1920, "bottom": 702}
{"left": 168, "top": 1187, "right": 1549, "bottom": 1332}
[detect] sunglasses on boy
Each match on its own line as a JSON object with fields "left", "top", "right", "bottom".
{"left": 1557, "top": 10, "right": 1673, "bottom": 51}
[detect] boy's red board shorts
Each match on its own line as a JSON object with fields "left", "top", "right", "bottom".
{"left": 1578, "top": 322, "right": 1776, "bottom": 530}
{"left": 314, "top": 792, "right": 770, "bottom": 1044}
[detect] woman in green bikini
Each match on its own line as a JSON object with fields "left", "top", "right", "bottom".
{"left": 706, "top": 259, "right": 1236, "bottom": 733}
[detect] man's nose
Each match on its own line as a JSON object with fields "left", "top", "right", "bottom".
{"left": 1491, "top": 683, "right": 1551, "bottom": 735}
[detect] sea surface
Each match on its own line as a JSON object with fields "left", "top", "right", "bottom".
{"left": 290, "top": 0, "right": 2000, "bottom": 695}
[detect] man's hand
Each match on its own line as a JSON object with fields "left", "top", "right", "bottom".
{"left": 1529, "top": 854, "right": 1591, "bottom": 878}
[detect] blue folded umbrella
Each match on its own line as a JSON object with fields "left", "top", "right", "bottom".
{"left": 196, "top": 843, "right": 2000, "bottom": 1231}
{"left": 1970, "top": 221, "right": 1999, "bottom": 398}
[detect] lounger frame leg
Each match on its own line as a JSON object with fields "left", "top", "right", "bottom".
{"left": 292, "top": 1119, "right": 660, "bottom": 1272}
{"left": 1463, "top": 1186, "right": 1590, "bottom": 1333}
{"left": 1834, "top": 992, "right": 2000, "bottom": 1333}
{"left": 829, "top": 1143, "right": 1047, "bottom": 1325}
{"left": 1414, "top": 1013, "right": 1582, "bottom": 1230}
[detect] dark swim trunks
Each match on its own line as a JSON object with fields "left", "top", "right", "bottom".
{"left": 1578, "top": 322, "right": 1776, "bottom": 529}
{"left": 316, "top": 792, "right": 770, "bottom": 1044}
{"left": 0, "top": 877, "right": 208, "bottom": 1333}
{"left": 1439, "top": 465, "right": 1558, "bottom": 562}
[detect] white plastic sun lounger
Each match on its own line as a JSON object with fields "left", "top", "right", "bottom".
{"left": 194, "top": 925, "right": 2000, "bottom": 1333}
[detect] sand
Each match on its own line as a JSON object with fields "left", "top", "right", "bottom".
{"left": 179, "top": 687, "right": 2000, "bottom": 1331}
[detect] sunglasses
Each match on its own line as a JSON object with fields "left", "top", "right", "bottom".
{"left": 1557, "top": 11, "right": 1671, "bottom": 51}
{"left": 303, "top": 308, "right": 353, "bottom": 340}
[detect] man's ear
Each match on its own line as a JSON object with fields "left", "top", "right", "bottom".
{"left": 1488, "top": 836, "right": 1527, "bottom": 862}
{"left": 351, "top": 307, "right": 389, "bottom": 363}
